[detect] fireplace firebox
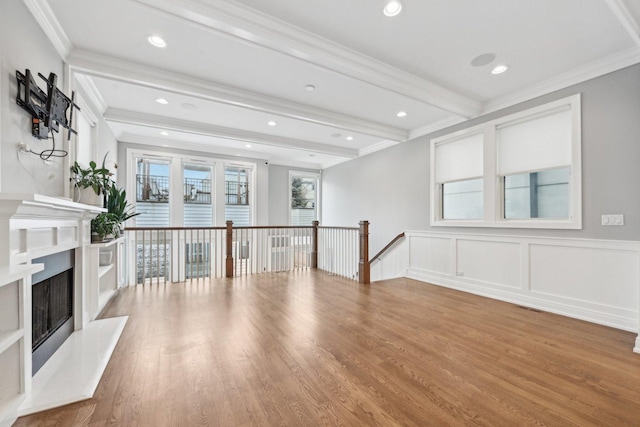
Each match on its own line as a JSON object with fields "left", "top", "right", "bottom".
{"left": 31, "top": 250, "right": 75, "bottom": 375}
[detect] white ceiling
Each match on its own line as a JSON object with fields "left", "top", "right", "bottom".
{"left": 30, "top": 0, "right": 640, "bottom": 168}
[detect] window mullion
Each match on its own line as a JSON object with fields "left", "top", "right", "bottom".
{"left": 483, "top": 125, "right": 497, "bottom": 223}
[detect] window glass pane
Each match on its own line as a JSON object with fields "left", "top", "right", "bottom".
{"left": 291, "top": 176, "right": 317, "bottom": 226}
{"left": 225, "top": 166, "right": 251, "bottom": 226}
{"left": 136, "top": 158, "right": 170, "bottom": 227}
{"left": 184, "top": 163, "right": 213, "bottom": 227}
{"left": 504, "top": 167, "right": 570, "bottom": 219}
{"left": 442, "top": 178, "right": 483, "bottom": 220}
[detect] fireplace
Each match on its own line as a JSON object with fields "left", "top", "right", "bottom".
{"left": 31, "top": 250, "right": 75, "bottom": 375}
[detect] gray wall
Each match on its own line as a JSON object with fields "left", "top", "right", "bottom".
{"left": 322, "top": 64, "right": 640, "bottom": 253}
{"left": 268, "top": 164, "right": 320, "bottom": 225}
{"left": 0, "top": 0, "right": 118, "bottom": 197}
{"left": 1, "top": 0, "right": 65, "bottom": 195}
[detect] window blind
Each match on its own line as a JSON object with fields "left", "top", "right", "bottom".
{"left": 497, "top": 106, "right": 572, "bottom": 175}
{"left": 434, "top": 132, "right": 483, "bottom": 183}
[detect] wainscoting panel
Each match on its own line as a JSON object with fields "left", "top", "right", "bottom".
{"left": 530, "top": 244, "right": 639, "bottom": 311}
{"left": 409, "top": 235, "right": 451, "bottom": 275}
{"left": 456, "top": 239, "right": 520, "bottom": 289}
{"left": 400, "top": 231, "right": 639, "bottom": 335}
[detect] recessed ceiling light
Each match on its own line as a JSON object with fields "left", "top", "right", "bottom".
{"left": 245, "top": 144, "right": 252, "bottom": 148}
{"left": 396, "top": 111, "right": 407, "bottom": 118}
{"left": 346, "top": 136, "right": 354, "bottom": 141}
{"left": 491, "top": 64, "right": 509, "bottom": 75}
{"left": 156, "top": 98, "right": 169, "bottom": 105}
{"left": 305, "top": 84, "right": 316, "bottom": 92}
{"left": 147, "top": 35, "right": 167, "bottom": 48}
{"left": 267, "top": 120, "right": 277, "bottom": 127}
{"left": 383, "top": 0, "right": 403, "bottom": 17}
{"left": 471, "top": 53, "right": 496, "bottom": 67}
{"left": 160, "top": 131, "right": 169, "bottom": 136}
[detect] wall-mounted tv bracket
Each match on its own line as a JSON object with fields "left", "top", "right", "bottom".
{"left": 16, "top": 69, "right": 79, "bottom": 141}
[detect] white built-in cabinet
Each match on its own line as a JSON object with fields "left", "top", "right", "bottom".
{"left": 86, "top": 237, "right": 125, "bottom": 321}
{"left": 0, "top": 265, "right": 43, "bottom": 427}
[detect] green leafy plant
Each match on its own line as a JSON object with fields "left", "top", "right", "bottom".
{"left": 106, "top": 186, "right": 140, "bottom": 234}
{"left": 70, "top": 153, "right": 114, "bottom": 197}
{"left": 91, "top": 212, "right": 119, "bottom": 242}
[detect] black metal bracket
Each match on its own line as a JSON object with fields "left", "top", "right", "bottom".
{"left": 16, "top": 69, "right": 80, "bottom": 140}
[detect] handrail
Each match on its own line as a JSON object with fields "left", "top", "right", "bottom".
{"left": 370, "top": 232, "right": 405, "bottom": 263}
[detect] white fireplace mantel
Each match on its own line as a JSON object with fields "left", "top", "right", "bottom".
{"left": 0, "top": 193, "right": 126, "bottom": 425}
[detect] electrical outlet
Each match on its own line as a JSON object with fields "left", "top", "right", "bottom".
{"left": 18, "top": 143, "right": 30, "bottom": 153}
{"left": 602, "top": 214, "right": 624, "bottom": 226}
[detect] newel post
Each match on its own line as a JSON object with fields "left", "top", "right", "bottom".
{"left": 359, "top": 220, "right": 370, "bottom": 284}
{"left": 225, "top": 220, "right": 233, "bottom": 278}
{"left": 311, "top": 220, "right": 319, "bottom": 269}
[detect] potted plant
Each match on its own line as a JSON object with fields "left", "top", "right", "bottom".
{"left": 90, "top": 212, "right": 119, "bottom": 243}
{"left": 71, "top": 153, "right": 114, "bottom": 207}
{"left": 106, "top": 186, "right": 140, "bottom": 236}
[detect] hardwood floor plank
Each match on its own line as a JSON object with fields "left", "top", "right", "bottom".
{"left": 14, "top": 272, "right": 640, "bottom": 426}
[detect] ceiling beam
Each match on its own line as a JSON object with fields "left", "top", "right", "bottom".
{"left": 134, "top": 0, "right": 482, "bottom": 118}
{"left": 104, "top": 108, "right": 359, "bottom": 158}
{"left": 68, "top": 50, "right": 408, "bottom": 142}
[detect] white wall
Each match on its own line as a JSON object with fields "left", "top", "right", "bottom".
{"left": 322, "top": 64, "right": 640, "bottom": 255}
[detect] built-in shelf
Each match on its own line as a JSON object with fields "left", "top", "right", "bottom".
{"left": 98, "top": 264, "right": 114, "bottom": 279}
{"left": 89, "top": 237, "right": 123, "bottom": 249}
{"left": 0, "top": 264, "right": 44, "bottom": 289}
{"left": 0, "top": 330, "right": 23, "bottom": 355}
{"left": 98, "top": 289, "right": 116, "bottom": 314}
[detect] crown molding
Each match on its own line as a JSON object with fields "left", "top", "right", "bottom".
{"left": 357, "top": 140, "right": 400, "bottom": 158}
{"left": 133, "top": 0, "right": 481, "bottom": 118}
{"left": 22, "top": 0, "right": 72, "bottom": 59}
{"left": 119, "top": 133, "right": 325, "bottom": 169}
{"left": 408, "top": 117, "right": 467, "bottom": 140}
{"left": 320, "top": 157, "right": 351, "bottom": 170}
{"left": 72, "top": 74, "right": 108, "bottom": 115}
{"left": 483, "top": 46, "right": 640, "bottom": 113}
{"left": 68, "top": 49, "right": 407, "bottom": 142}
{"left": 105, "top": 108, "right": 359, "bottom": 159}
{"left": 605, "top": 0, "right": 640, "bottom": 46}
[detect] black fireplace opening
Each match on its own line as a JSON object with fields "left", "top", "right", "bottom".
{"left": 32, "top": 250, "right": 75, "bottom": 375}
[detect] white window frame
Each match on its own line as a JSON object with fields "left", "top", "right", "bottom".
{"left": 288, "top": 171, "right": 321, "bottom": 226}
{"left": 430, "top": 94, "right": 582, "bottom": 229}
{"left": 126, "top": 148, "right": 252, "bottom": 227}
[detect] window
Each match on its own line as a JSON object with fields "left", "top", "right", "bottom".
{"left": 434, "top": 131, "right": 484, "bottom": 220}
{"left": 183, "top": 163, "right": 213, "bottom": 227}
{"left": 430, "top": 94, "right": 581, "bottom": 229}
{"left": 135, "top": 157, "right": 171, "bottom": 227}
{"left": 225, "top": 166, "right": 252, "bottom": 226}
{"left": 290, "top": 172, "right": 319, "bottom": 225}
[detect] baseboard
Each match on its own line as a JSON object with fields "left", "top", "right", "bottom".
{"left": 635, "top": 336, "right": 640, "bottom": 354}
{"left": 407, "top": 267, "right": 638, "bottom": 333}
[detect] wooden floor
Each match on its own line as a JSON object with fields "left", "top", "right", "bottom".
{"left": 15, "top": 271, "right": 640, "bottom": 426}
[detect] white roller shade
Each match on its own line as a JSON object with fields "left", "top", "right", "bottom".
{"left": 435, "top": 132, "right": 483, "bottom": 182}
{"left": 497, "top": 107, "right": 572, "bottom": 175}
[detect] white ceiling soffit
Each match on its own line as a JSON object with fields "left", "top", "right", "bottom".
{"left": 133, "top": 0, "right": 482, "bottom": 119}
{"left": 104, "top": 108, "right": 358, "bottom": 159}
{"left": 67, "top": 50, "right": 407, "bottom": 142}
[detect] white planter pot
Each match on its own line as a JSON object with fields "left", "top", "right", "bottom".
{"left": 75, "top": 187, "right": 103, "bottom": 207}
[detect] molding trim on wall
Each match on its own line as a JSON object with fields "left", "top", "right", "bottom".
{"left": 605, "top": 0, "right": 640, "bottom": 46}
{"left": 106, "top": 108, "right": 358, "bottom": 159}
{"left": 73, "top": 74, "right": 108, "bottom": 115}
{"left": 358, "top": 139, "right": 400, "bottom": 158}
{"left": 484, "top": 46, "right": 640, "bottom": 113}
{"left": 22, "top": 0, "right": 72, "bottom": 59}
{"left": 408, "top": 117, "right": 467, "bottom": 141}
{"left": 68, "top": 50, "right": 408, "bottom": 142}
{"left": 133, "top": 0, "right": 481, "bottom": 118}
{"left": 635, "top": 336, "right": 640, "bottom": 354}
{"left": 380, "top": 231, "right": 639, "bottom": 342}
